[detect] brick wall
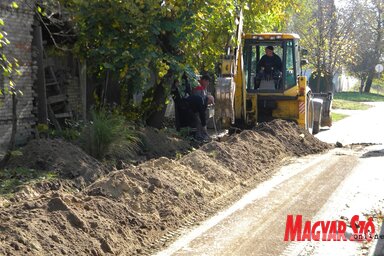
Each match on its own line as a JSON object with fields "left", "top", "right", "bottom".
{"left": 0, "top": 1, "right": 36, "bottom": 150}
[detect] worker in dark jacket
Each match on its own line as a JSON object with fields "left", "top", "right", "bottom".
{"left": 172, "top": 74, "right": 214, "bottom": 141}
{"left": 257, "top": 45, "right": 282, "bottom": 74}
{"left": 188, "top": 74, "right": 214, "bottom": 141}
{"left": 255, "top": 46, "right": 283, "bottom": 89}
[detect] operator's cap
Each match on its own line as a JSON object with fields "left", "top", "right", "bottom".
{"left": 266, "top": 46, "right": 274, "bottom": 51}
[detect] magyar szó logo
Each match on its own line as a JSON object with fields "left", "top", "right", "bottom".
{"left": 284, "top": 215, "right": 383, "bottom": 242}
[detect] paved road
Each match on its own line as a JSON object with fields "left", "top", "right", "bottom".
{"left": 155, "top": 102, "right": 384, "bottom": 256}
{"left": 316, "top": 102, "right": 384, "bottom": 145}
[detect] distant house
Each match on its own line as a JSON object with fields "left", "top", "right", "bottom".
{"left": 0, "top": 0, "right": 86, "bottom": 151}
{"left": 333, "top": 68, "right": 358, "bottom": 92}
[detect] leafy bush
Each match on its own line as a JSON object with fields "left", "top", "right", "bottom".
{"left": 49, "top": 120, "right": 83, "bottom": 141}
{"left": 80, "top": 110, "right": 140, "bottom": 160}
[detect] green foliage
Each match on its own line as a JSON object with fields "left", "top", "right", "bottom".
{"left": 32, "top": 0, "right": 302, "bottom": 129}
{"left": 309, "top": 71, "right": 333, "bottom": 92}
{"left": 10, "top": 2, "right": 18, "bottom": 9}
{"left": 48, "top": 120, "right": 83, "bottom": 141}
{"left": 339, "top": 0, "right": 383, "bottom": 92}
{"left": 80, "top": 110, "right": 140, "bottom": 160}
{"left": 289, "top": 0, "right": 354, "bottom": 92}
{"left": 0, "top": 167, "right": 57, "bottom": 196}
{"left": 244, "top": 0, "right": 300, "bottom": 32}
{"left": 371, "top": 77, "right": 384, "bottom": 94}
{"left": 50, "top": 127, "right": 81, "bottom": 141}
{"left": 62, "top": 0, "right": 191, "bottom": 92}
{"left": 58, "top": 0, "right": 300, "bottom": 107}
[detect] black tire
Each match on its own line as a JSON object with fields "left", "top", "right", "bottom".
{"left": 312, "top": 102, "right": 322, "bottom": 135}
{"left": 313, "top": 121, "right": 320, "bottom": 135}
{"left": 306, "top": 97, "right": 314, "bottom": 134}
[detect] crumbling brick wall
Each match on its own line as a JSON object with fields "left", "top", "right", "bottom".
{"left": 0, "top": 1, "right": 36, "bottom": 150}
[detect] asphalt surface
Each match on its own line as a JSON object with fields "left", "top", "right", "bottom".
{"left": 155, "top": 102, "right": 384, "bottom": 256}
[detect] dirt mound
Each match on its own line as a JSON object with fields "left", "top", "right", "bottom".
{"left": 105, "top": 127, "right": 192, "bottom": 166}
{"left": 0, "top": 120, "right": 331, "bottom": 255}
{"left": 255, "top": 119, "right": 331, "bottom": 155}
{"left": 138, "top": 127, "right": 192, "bottom": 159}
{"left": 7, "top": 139, "right": 107, "bottom": 188}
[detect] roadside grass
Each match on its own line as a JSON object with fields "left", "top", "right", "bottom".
{"left": 332, "top": 99, "right": 371, "bottom": 110}
{"left": 331, "top": 112, "right": 349, "bottom": 122}
{"left": 0, "top": 167, "right": 57, "bottom": 196}
{"left": 332, "top": 92, "right": 384, "bottom": 110}
{"left": 334, "top": 92, "right": 384, "bottom": 102}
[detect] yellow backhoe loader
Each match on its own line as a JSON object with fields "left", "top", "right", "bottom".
{"left": 215, "top": 31, "right": 332, "bottom": 134}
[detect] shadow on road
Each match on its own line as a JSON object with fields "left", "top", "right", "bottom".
{"left": 361, "top": 149, "right": 384, "bottom": 158}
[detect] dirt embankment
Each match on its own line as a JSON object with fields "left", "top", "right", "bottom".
{"left": 0, "top": 120, "right": 331, "bottom": 256}
{"left": 6, "top": 139, "right": 108, "bottom": 189}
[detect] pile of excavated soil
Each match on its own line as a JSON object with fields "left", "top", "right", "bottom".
{"left": 106, "top": 127, "right": 193, "bottom": 166}
{"left": 255, "top": 119, "right": 330, "bottom": 155}
{"left": 0, "top": 120, "right": 331, "bottom": 255}
{"left": 138, "top": 127, "right": 192, "bottom": 159}
{"left": 7, "top": 139, "right": 108, "bottom": 189}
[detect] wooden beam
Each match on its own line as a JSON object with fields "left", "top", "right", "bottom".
{"left": 32, "top": 19, "right": 48, "bottom": 125}
{"left": 79, "top": 59, "right": 87, "bottom": 121}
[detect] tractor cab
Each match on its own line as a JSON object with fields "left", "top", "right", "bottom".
{"left": 238, "top": 33, "right": 309, "bottom": 125}
{"left": 243, "top": 33, "right": 301, "bottom": 93}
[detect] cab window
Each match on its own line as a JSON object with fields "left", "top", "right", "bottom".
{"left": 286, "top": 41, "right": 296, "bottom": 88}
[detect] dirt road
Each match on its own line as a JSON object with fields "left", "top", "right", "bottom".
{"left": 155, "top": 103, "right": 384, "bottom": 256}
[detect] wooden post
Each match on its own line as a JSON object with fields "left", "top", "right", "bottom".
{"left": 79, "top": 59, "right": 87, "bottom": 120}
{"left": 32, "top": 19, "right": 48, "bottom": 125}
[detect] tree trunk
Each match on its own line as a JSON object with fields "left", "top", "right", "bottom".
{"left": 145, "top": 70, "right": 174, "bottom": 129}
{"left": 359, "top": 77, "right": 365, "bottom": 93}
{"left": 33, "top": 19, "right": 48, "bottom": 125}
{"left": 0, "top": 94, "right": 18, "bottom": 168}
{"left": 316, "top": 70, "right": 321, "bottom": 93}
{"left": 79, "top": 59, "right": 87, "bottom": 120}
{"left": 325, "top": 74, "right": 333, "bottom": 92}
{"left": 102, "top": 70, "right": 110, "bottom": 107}
{"left": 146, "top": 82, "right": 167, "bottom": 129}
{"left": 364, "top": 69, "right": 374, "bottom": 93}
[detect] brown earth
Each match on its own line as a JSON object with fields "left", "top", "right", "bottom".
{"left": 136, "top": 127, "right": 192, "bottom": 160}
{"left": 6, "top": 139, "right": 108, "bottom": 190}
{"left": 0, "top": 120, "right": 331, "bottom": 256}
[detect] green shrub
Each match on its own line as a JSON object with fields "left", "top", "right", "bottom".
{"left": 80, "top": 110, "right": 140, "bottom": 160}
{"left": 48, "top": 120, "right": 83, "bottom": 141}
